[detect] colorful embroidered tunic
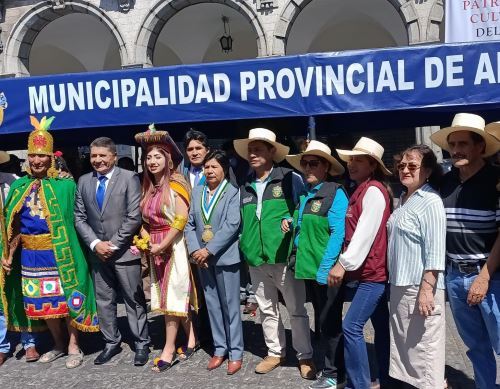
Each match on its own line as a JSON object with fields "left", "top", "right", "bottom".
{"left": 141, "top": 177, "right": 197, "bottom": 316}
{"left": 0, "top": 176, "right": 99, "bottom": 332}
{"left": 20, "top": 185, "right": 68, "bottom": 318}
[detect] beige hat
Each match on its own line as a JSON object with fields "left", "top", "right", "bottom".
{"left": 0, "top": 151, "right": 10, "bottom": 165}
{"left": 286, "top": 140, "right": 345, "bottom": 177}
{"left": 234, "top": 128, "right": 290, "bottom": 163}
{"left": 485, "top": 121, "right": 500, "bottom": 142}
{"left": 430, "top": 113, "right": 499, "bottom": 157}
{"left": 336, "top": 137, "right": 392, "bottom": 175}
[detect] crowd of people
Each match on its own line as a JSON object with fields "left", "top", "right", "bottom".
{"left": 0, "top": 111, "right": 498, "bottom": 389}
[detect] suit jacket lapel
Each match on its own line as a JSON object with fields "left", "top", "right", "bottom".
{"left": 210, "top": 188, "right": 227, "bottom": 229}
{"left": 89, "top": 173, "right": 99, "bottom": 212}
{"left": 101, "top": 167, "right": 120, "bottom": 214}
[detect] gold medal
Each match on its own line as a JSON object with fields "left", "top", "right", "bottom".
{"left": 202, "top": 225, "right": 214, "bottom": 242}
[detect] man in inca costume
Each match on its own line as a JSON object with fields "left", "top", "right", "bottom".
{"left": 0, "top": 116, "right": 98, "bottom": 369}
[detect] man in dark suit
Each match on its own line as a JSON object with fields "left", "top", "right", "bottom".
{"left": 74, "top": 137, "right": 149, "bottom": 366}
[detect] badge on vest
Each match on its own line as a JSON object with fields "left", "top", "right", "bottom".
{"left": 242, "top": 196, "right": 253, "bottom": 204}
{"left": 311, "top": 200, "right": 322, "bottom": 213}
{"left": 272, "top": 186, "right": 283, "bottom": 198}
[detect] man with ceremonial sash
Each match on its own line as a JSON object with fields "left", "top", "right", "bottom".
{"left": 0, "top": 116, "right": 99, "bottom": 369}
{"left": 234, "top": 128, "right": 315, "bottom": 379}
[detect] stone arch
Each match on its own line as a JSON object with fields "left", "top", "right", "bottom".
{"left": 135, "top": 0, "right": 268, "bottom": 67}
{"left": 3, "top": 0, "right": 128, "bottom": 76}
{"left": 273, "top": 0, "right": 444, "bottom": 56}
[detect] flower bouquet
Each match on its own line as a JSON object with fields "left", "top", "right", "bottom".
{"left": 130, "top": 234, "right": 150, "bottom": 255}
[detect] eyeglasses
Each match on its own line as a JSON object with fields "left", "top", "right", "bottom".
{"left": 300, "top": 159, "right": 321, "bottom": 169}
{"left": 397, "top": 162, "right": 421, "bottom": 172}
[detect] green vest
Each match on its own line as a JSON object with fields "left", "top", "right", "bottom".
{"left": 294, "top": 182, "right": 341, "bottom": 280}
{"left": 240, "top": 167, "right": 296, "bottom": 267}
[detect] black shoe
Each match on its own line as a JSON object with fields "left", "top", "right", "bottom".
{"left": 94, "top": 346, "right": 121, "bottom": 365}
{"left": 134, "top": 347, "right": 150, "bottom": 366}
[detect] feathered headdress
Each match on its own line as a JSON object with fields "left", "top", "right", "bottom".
{"left": 27, "top": 116, "right": 55, "bottom": 156}
{"left": 26, "top": 116, "right": 58, "bottom": 178}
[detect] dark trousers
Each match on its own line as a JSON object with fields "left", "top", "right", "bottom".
{"left": 306, "top": 280, "right": 345, "bottom": 381}
{"left": 191, "top": 263, "right": 213, "bottom": 346}
{"left": 239, "top": 260, "right": 256, "bottom": 303}
{"left": 91, "top": 259, "right": 150, "bottom": 349}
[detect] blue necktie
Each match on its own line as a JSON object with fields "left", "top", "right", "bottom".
{"left": 193, "top": 168, "right": 202, "bottom": 187}
{"left": 96, "top": 175, "right": 107, "bottom": 210}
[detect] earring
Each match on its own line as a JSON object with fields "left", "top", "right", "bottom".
{"left": 47, "top": 156, "right": 58, "bottom": 178}
{"left": 168, "top": 160, "right": 173, "bottom": 170}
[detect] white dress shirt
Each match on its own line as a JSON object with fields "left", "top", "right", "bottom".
{"left": 90, "top": 168, "right": 115, "bottom": 251}
{"left": 189, "top": 166, "right": 204, "bottom": 188}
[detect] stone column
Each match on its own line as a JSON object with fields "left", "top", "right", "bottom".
{"left": 399, "top": 0, "right": 445, "bottom": 156}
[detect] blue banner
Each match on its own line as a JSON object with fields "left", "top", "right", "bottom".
{"left": 0, "top": 40, "right": 499, "bottom": 134}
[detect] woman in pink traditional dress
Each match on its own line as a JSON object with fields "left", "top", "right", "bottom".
{"left": 135, "top": 125, "right": 198, "bottom": 373}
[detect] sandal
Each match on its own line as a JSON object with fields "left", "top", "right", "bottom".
{"left": 65, "top": 350, "right": 84, "bottom": 369}
{"left": 151, "top": 356, "right": 176, "bottom": 373}
{"left": 177, "top": 342, "right": 200, "bottom": 361}
{"left": 39, "top": 349, "right": 66, "bottom": 363}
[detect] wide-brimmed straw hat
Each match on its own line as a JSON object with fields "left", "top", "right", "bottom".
{"left": 233, "top": 128, "right": 289, "bottom": 163}
{"left": 430, "top": 113, "right": 499, "bottom": 157}
{"left": 485, "top": 121, "right": 500, "bottom": 143}
{"left": 336, "top": 137, "right": 392, "bottom": 175}
{"left": 286, "top": 140, "right": 345, "bottom": 176}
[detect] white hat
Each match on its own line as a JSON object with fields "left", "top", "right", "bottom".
{"left": 430, "top": 113, "right": 499, "bottom": 157}
{"left": 336, "top": 137, "right": 392, "bottom": 175}
{"left": 233, "top": 128, "right": 290, "bottom": 163}
{"left": 0, "top": 151, "right": 10, "bottom": 165}
{"left": 286, "top": 140, "right": 345, "bottom": 176}
{"left": 485, "top": 121, "right": 500, "bottom": 143}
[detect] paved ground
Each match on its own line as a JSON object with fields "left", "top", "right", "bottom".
{"left": 0, "top": 302, "right": 498, "bottom": 389}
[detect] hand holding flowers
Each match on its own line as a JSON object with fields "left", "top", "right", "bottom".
{"left": 131, "top": 234, "right": 150, "bottom": 254}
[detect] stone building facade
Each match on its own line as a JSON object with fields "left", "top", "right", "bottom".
{"left": 0, "top": 0, "right": 446, "bottom": 158}
{"left": 0, "top": 0, "right": 445, "bottom": 75}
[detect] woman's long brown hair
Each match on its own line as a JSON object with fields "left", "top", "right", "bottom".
{"left": 140, "top": 144, "right": 173, "bottom": 211}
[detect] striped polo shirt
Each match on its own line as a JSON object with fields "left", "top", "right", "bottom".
{"left": 440, "top": 164, "right": 499, "bottom": 265}
{"left": 387, "top": 184, "right": 447, "bottom": 289}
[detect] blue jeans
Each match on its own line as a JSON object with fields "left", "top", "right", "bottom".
{"left": 0, "top": 309, "right": 37, "bottom": 354}
{"left": 446, "top": 265, "right": 500, "bottom": 389}
{"left": 343, "top": 282, "right": 390, "bottom": 389}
